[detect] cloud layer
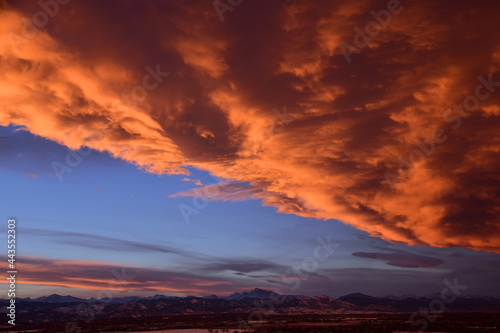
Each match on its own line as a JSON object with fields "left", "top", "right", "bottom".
{"left": 9, "top": 255, "right": 236, "bottom": 295}
{"left": 352, "top": 249, "right": 444, "bottom": 268}
{"left": 1, "top": 0, "right": 500, "bottom": 252}
{"left": 8, "top": 249, "right": 500, "bottom": 298}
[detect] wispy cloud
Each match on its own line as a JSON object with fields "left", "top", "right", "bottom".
{"left": 22, "top": 228, "right": 202, "bottom": 259}
{"left": 352, "top": 249, "right": 445, "bottom": 268}
{"left": 201, "top": 259, "right": 287, "bottom": 274}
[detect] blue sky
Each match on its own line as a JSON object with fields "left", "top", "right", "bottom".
{"left": 2, "top": 125, "right": 500, "bottom": 298}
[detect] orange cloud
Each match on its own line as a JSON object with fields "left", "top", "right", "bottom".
{"left": 1, "top": 0, "right": 500, "bottom": 252}
{"left": 0, "top": 7, "right": 187, "bottom": 175}
{"left": 4, "top": 256, "right": 237, "bottom": 295}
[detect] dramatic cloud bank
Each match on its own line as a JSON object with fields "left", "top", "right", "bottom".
{"left": 1, "top": 0, "right": 500, "bottom": 252}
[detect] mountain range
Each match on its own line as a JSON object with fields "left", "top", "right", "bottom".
{"left": 14, "top": 288, "right": 306, "bottom": 304}
{"left": 4, "top": 288, "right": 500, "bottom": 323}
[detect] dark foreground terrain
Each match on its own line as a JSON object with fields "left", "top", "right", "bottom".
{"left": 1, "top": 312, "right": 499, "bottom": 333}
{"left": 2, "top": 290, "right": 500, "bottom": 332}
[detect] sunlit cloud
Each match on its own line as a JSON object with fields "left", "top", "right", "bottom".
{"left": 1, "top": 0, "right": 500, "bottom": 253}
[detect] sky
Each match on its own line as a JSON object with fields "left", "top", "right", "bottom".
{"left": 0, "top": 0, "right": 500, "bottom": 299}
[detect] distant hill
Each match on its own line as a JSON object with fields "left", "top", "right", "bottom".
{"left": 31, "top": 294, "right": 84, "bottom": 303}
{"left": 4, "top": 289, "right": 500, "bottom": 323}
{"left": 224, "top": 288, "right": 305, "bottom": 301}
